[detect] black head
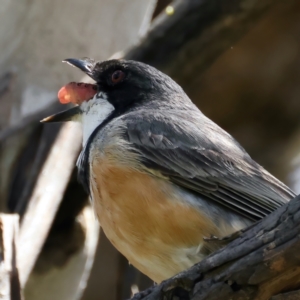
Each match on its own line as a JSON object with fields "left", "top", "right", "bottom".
{"left": 65, "top": 58, "right": 187, "bottom": 110}
{"left": 41, "top": 58, "right": 192, "bottom": 124}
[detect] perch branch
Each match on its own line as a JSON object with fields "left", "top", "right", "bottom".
{"left": 131, "top": 194, "right": 300, "bottom": 300}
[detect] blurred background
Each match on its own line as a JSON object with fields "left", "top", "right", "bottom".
{"left": 0, "top": 0, "right": 300, "bottom": 299}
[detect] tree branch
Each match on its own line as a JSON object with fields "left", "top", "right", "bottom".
{"left": 131, "top": 194, "right": 300, "bottom": 299}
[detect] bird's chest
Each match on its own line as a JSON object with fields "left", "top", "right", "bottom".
{"left": 88, "top": 152, "right": 217, "bottom": 282}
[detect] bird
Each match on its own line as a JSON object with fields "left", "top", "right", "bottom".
{"left": 42, "top": 58, "right": 296, "bottom": 283}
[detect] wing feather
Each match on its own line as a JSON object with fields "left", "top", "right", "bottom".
{"left": 123, "top": 111, "right": 295, "bottom": 221}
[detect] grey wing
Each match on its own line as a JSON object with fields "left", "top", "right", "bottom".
{"left": 124, "top": 111, "right": 295, "bottom": 221}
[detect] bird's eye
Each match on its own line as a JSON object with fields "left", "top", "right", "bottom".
{"left": 111, "top": 70, "right": 125, "bottom": 84}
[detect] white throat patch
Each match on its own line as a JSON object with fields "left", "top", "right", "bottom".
{"left": 80, "top": 92, "right": 115, "bottom": 146}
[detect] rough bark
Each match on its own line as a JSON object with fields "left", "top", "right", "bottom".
{"left": 131, "top": 194, "right": 300, "bottom": 300}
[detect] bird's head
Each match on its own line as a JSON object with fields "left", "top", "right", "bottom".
{"left": 42, "top": 58, "right": 187, "bottom": 144}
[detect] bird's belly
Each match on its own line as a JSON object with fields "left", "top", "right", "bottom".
{"left": 90, "top": 157, "right": 227, "bottom": 282}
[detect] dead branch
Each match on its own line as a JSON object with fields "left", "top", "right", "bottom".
{"left": 131, "top": 194, "right": 300, "bottom": 300}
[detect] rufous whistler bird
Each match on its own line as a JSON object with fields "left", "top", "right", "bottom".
{"left": 42, "top": 58, "right": 295, "bottom": 283}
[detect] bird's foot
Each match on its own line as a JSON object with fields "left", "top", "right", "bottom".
{"left": 203, "top": 229, "right": 243, "bottom": 246}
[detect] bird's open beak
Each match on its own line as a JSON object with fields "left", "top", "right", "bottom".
{"left": 63, "top": 58, "right": 95, "bottom": 79}
{"left": 41, "top": 106, "right": 81, "bottom": 123}
{"left": 41, "top": 58, "right": 97, "bottom": 123}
